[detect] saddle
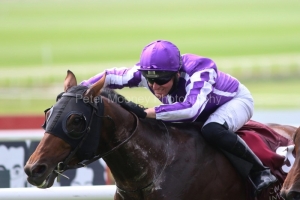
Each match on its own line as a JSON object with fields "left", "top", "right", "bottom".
{"left": 235, "top": 120, "right": 294, "bottom": 199}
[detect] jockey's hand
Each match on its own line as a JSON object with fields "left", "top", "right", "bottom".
{"left": 144, "top": 108, "right": 156, "bottom": 119}
{"left": 120, "top": 101, "right": 147, "bottom": 119}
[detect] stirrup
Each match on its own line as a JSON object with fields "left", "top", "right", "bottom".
{"left": 248, "top": 169, "right": 277, "bottom": 196}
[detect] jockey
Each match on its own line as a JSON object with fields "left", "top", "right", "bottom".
{"left": 80, "top": 39, "right": 277, "bottom": 194}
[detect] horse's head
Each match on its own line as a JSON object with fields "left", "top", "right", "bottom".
{"left": 281, "top": 127, "right": 300, "bottom": 200}
{"left": 24, "top": 70, "right": 107, "bottom": 188}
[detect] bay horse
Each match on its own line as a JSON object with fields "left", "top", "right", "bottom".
{"left": 24, "top": 70, "right": 296, "bottom": 200}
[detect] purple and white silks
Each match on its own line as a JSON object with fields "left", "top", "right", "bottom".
{"left": 80, "top": 54, "right": 240, "bottom": 123}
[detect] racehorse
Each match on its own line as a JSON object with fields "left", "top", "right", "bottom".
{"left": 24, "top": 70, "right": 296, "bottom": 200}
{"left": 280, "top": 126, "right": 300, "bottom": 200}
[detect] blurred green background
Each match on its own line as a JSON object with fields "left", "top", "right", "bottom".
{"left": 1, "top": 0, "right": 300, "bottom": 115}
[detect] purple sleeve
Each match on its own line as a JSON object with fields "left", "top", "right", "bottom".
{"left": 80, "top": 66, "right": 148, "bottom": 89}
{"left": 80, "top": 72, "right": 105, "bottom": 87}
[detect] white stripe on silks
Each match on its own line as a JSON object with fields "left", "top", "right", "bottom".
{"left": 156, "top": 97, "right": 208, "bottom": 121}
{"left": 157, "top": 69, "right": 216, "bottom": 121}
{"left": 125, "top": 66, "right": 148, "bottom": 87}
{"left": 157, "top": 81, "right": 212, "bottom": 121}
{"left": 184, "top": 68, "right": 217, "bottom": 102}
{"left": 122, "top": 67, "right": 137, "bottom": 84}
{"left": 107, "top": 73, "right": 123, "bottom": 85}
{"left": 185, "top": 69, "right": 217, "bottom": 92}
{"left": 106, "top": 66, "right": 137, "bottom": 86}
{"left": 123, "top": 66, "right": 140, "bottom": 83}
{"left": 213, "top": 88, "right": 237, "bottom": 97}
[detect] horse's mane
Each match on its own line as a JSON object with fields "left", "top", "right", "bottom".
{"left": 100, "top": 88, "right": 128, "bottom": 105}
{"left": 99, "top": 88, "right": 203, "bottom": 129}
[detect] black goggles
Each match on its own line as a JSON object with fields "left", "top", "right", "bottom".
{"left": 146, "top": 76, "right": 174, "bottom": 85}
{"left": 140, "top": 71, "right": 176, "bottom": 85}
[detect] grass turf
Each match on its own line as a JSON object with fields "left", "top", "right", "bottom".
{"left": 0, "top": 0, "right": 299, "bottom": 67}
{"left": 0, "top": 0, "right": 299, "bottom": 114}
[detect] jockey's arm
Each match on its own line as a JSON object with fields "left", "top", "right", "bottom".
{"left": 80, "top": 66, "right": 146, "bottom": 89}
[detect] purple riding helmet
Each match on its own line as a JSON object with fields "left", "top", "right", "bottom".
{"left": 137, "top": 40, "right": 182, "bottom": 82}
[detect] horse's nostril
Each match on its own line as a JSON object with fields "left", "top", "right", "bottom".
{"left": 24, "top": 165, "right": 33, "bottom": 176}
{"left": 31, "top": 164, "right": 47, "bottom": 177}
{"left": 280, "top": 192, "right": 286, "bottom": 200}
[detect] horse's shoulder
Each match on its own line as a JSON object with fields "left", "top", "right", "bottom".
{"left": 165, "top": 121, "right": 203, "bottom": 132}
{"left": 142, "top": 119, "right": 204, "bottom": 145}
{"left": 143, "top": 119, "right": 202, "bottom": 133}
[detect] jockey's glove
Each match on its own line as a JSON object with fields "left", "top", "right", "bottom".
{"left": 120, "top": 101, "right": 147, "bottom": 119}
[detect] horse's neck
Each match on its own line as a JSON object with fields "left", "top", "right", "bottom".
{"left": 99, "top": 99, "right": 137, "bottom": 151}
{"left": 101, "top": 110, "right": 168, "bottom": 191}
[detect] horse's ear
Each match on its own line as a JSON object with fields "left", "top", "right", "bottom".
{"left": 85, "top": 73, "right": 106, "bottom": 98}
{"left": 64, "top": 70, "right": 77, "bottom": 92}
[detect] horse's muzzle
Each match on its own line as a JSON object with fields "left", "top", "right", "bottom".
{"left": 24, "top": 163, "right": 56, "bottom": 188}
{"left": 281, "top": 190, "right": 300, "bottom": 200}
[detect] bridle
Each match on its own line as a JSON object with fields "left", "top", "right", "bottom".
{"left": 53, "top": 115, "right": 139, "bottom": 182}
{"left": 43, "top": 86, "right": 170, "bottom": 194}
{"left": 43, "top": 87, "right": 139, "bottom": 182}
{"left": 63, "top": 110, "right": 139, "bottom": 171}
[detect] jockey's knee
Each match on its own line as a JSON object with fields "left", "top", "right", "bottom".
{"left": 201, "top": 122, "right": 232, "bottom": 146}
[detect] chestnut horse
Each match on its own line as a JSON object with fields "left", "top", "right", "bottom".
{"left": 280, "top": 126, "right": 300, "bottom": 200}
{"left": 24, "top": 70, "right": 296, "bottom": 200}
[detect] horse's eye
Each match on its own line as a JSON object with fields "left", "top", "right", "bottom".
{"left": 73, "top": 116, "right": 82, "bottom": 125}
{"left": 66, "top": 114, "right": 87, "bottom": 139}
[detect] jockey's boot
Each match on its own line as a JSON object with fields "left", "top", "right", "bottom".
{"left": 231, "top": 135, "right": 277, "bottom": 193}
{"left": 201, "top": 122, "right": 277, "bottom": 194}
